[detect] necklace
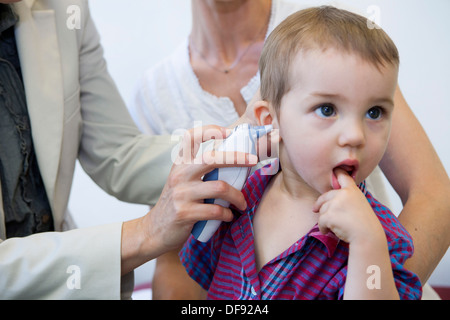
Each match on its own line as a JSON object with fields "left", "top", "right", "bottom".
{"left": 189, "top": 18, "right": 269, "bottom": 74}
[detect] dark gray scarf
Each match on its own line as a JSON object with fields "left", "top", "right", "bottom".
{"left": 0, "top": 4, "right": 54, "bottom": 237}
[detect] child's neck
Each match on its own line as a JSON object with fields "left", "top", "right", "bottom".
{"left": 277, "top": 168, "right": 322, "bottom": 200}
{"left": 253, "top": 172, "right": 319, "bottom": 271}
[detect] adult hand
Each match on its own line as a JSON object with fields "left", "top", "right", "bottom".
{"left": 120, "top": 125, "right": 258, "bottom": 275}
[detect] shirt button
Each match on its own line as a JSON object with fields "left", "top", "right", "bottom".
{"left": 251, "top": 286, "right": 257, "bottom": 296}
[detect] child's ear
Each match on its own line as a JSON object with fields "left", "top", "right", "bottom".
{"left": 253, "top": 100, "right": 273, "bottom": 126}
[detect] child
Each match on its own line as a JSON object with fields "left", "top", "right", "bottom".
{"left": 180, "top": 6, "right": 422, "bottom": 300}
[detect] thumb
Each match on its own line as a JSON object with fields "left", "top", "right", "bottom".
{"left": 334, "top": 168, "right": 356, "bottom": 189}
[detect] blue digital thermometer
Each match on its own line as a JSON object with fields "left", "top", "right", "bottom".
{"left": 191, "top": 123, "right": 273, "bottom": 242}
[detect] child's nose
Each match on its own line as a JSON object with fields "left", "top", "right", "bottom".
{"left": 337, "top": 120, "right": 366, "bottom": 148}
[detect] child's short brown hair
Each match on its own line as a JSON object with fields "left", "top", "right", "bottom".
{"left": 259, "top": 6, "right": 399, "bottom": 112}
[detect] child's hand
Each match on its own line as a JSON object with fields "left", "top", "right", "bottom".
{"left": 312, "top": 169, "right": 385, "bottom": 244}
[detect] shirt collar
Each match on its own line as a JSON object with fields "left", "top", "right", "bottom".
{"left": 240, "top": 159, "right": 368, "bottom": 258}
{"left": 240, "top": 159, "right": 347, "bottom": 258}
{"left": 308, "top": 225, "right": 340, "bottom": 258}
{"left": 240, "top": 159, "right": 280, "bottom": 212}
{"left": 0, "top": 4, "right": 18, "bottom": 34}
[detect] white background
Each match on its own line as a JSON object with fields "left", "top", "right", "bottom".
{"left": 69, "top": 0, "right": 450, "bottom": 292}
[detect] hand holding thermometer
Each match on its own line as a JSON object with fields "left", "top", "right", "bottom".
{"left": 191, "top": 123, "right": 273, "bottom": 242}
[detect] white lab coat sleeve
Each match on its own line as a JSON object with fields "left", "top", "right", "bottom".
{"left": 0, "top": 222, "right": 125, "bottom": 299}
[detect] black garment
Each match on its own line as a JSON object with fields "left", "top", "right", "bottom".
{"left": 0, "top": 4, "right": 54, "bottom": 238}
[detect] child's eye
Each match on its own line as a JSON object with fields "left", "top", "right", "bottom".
{"left": 314, "top": 104, "right": 336, "bottom": 118}
{"left": 366, "top": 106, "right": 383, "bottom": 120}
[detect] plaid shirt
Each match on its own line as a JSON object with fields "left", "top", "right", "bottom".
{"left": 180, "top": 163, "right": 422, "bottom": 300}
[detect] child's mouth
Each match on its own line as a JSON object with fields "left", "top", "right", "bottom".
{"left": 331, "top": 161, "right": 358, "bottom": 189}
{"left": 336, "top": 165, "right": 356, "bottom": 177}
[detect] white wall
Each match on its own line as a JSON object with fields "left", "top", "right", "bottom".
{"left": 69, "top": 0, "right": 449, "bottom": 290}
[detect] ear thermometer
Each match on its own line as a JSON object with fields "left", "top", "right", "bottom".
{"left": 191, "top": 123, "right": 273, "bottom": 242}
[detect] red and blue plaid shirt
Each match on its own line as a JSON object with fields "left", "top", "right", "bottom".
{"left": 180, "top": 163, "right": 422, "bottom": 300}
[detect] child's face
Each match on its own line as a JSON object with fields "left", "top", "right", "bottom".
{"left": 270, "top": 48, "right": 398, "bottom": 194}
